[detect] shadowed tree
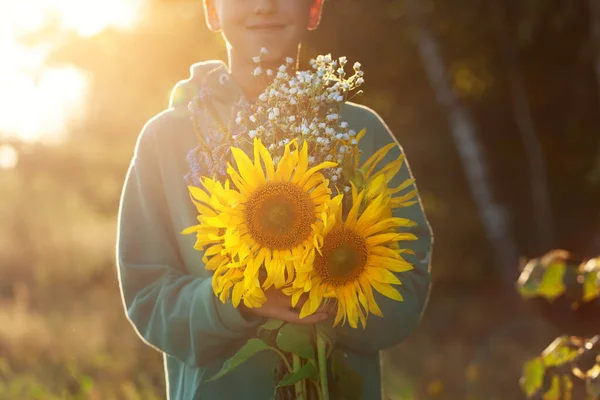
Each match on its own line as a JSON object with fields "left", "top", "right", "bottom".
{"left": 403, "top": 0, "right": 519, "bottom": 284}
{"left": 489, "top": 0, "right": 555, "bottom": 250}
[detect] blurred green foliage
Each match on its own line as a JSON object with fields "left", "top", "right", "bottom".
{"left": 517, "top": 252, "right": 600, "bottom": 399}
{"left": 1, "top": 0, "right": 600, "bottom": 398}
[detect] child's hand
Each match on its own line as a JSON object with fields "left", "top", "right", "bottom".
{"left": 240, "top": 287, "right": 332, "bottom": 325}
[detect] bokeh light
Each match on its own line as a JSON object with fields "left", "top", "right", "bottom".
{"left": 0, "top": 0, "right": 144, "bottom": 143}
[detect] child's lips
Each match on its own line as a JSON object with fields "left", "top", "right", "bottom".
{"left": 246, "top": 22, "right": 287, "bottom": 31}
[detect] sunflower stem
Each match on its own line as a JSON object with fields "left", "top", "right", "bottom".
{"left": 317, "top": 331, "right": 329, "bottom": 400}
{"left": 293, "top": 353, "right": 305, "bottom": 400}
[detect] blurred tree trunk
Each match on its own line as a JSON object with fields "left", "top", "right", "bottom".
{"left": 404, "top": 0, "right": 519, "bottom": 283}
{"left": 490, "top": 0, "right": 555, "bottom": 251}
{"left": 590, "top": 0, "right": 600, "bottom": 185}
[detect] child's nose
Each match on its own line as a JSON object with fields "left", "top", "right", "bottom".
{"left": 254, "top": 0, "right": 277, "bottom": 15}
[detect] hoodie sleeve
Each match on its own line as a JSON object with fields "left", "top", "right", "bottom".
{"left": 334, "top": 109, "right": 433, "bottom": 354}
{"left": 116, "top": 117, "right": 264, "bottom": 368}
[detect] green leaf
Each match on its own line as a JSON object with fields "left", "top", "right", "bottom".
{"left": 583, "top": 271, "right": 600, "bottom": 302}
{"left": 276, "top": 323, "right": 314, "bottom": 359}
{"left": 260, "top": 319, "right": 285, "bottom": 331}
{"left": 276, "top": 359, "right": 318, "bottom": 388}
{"left": 543, "top": 375, "right": 562, "bottom": 400}
{"left": 538, "top": 262, "right": 567, "bottom": 300}
{"left": 207, "top": 339, "right": 273, "bottom": 382}
{"left": 520, "top": 358, "right": 545, "bottom": 397}
{"left": 586, "top": 364, "right": 600, "bottom": 398}
{"left": 331, "top": 353, "right": 363, "bottom": 400}
{"left": 542, "top": 339, "right": 577, "bottom": 367}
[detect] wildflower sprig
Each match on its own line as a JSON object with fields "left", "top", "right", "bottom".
{"left": 234, "top": 52, "right": 365, "bottom": 195}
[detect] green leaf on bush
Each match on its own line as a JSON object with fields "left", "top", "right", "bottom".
{"left": 331, "top": 353, "right": 363, "bottom": 400}
{"left": 520, "top": 358, "right": 544, "bottom": 397}
{"left": 207, "top": 339, "right": 273, "bottom": 382}
{"left": 586, "top": 365, "right": 600, "bottom": 398}
{"left": 583, "top": 271, "right": 600, "bottom": 302}
{"left": 543, "top": 375, "right": 566, "bottom": 400}
{"left": 542, "top": 338, "right": 577, "bottom": 367}
{"left": 276, "top": 323, "right": 314, "bottom": 359}
{"left": 276, "top": 360, "right": 318, "bottom": 388}
{"left": 538, "top": 262, "right": 566, "bottom": 300}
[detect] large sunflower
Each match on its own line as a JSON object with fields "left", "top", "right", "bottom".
{"left": 290, "top": 185, "right": 417, "bottom": 328}
{"left": 190, "top": 138, "right": 337, "bottom": 293}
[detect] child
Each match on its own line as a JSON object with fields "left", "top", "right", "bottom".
{"left": 116, "top": 0, "right": 433, "bottom": 398}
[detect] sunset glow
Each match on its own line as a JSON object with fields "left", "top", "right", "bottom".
{"left": 0, "top": 0, "right": 144, "bottom": 143}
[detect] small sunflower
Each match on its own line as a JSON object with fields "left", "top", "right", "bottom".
{"left": 359, "top": 142, "right": 418, "bottom": 211}
{"left": 291, "top": 185, "right": 418, "bottom": 328}
{"left": 212, "top": 263, "right": 267, "bottom": 309}
{"left": 189, "top": 138, "right": 337, "bottom": 294}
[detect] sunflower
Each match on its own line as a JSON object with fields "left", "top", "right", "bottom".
{"left": 212, "top": 262, "right": 267, "bottom": 309}
{"left": 182, "top": 179, "right": 243, "bottom": 302}
{"left": 190, "top": 138, "right": 337, "bottom": 294}
{"left": 290, "top": 185, "right": 418, "bottom": 329}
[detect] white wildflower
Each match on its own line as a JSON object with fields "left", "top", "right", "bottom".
{"left": 325, "top": 154, "right": 333, "bottom": 161}
{"left": 336, "top": 95, "right": 344, "bottom": 102}
{"left": 353, "top": 61, "right": 361, "bottom": 71}
{"left": 286, "top": 57, "right": 295, "bottom": 64}
{"left": 259, "top": 93, "right": 267, "bottom": 101}
{"left": 278, "top": 65, "right": 287, "bottom": 73}
{"left": 266, "top": 69, "right": 273, "bottom": 77}
{"left": 250, "top": 115, "right": 257, "bottom": 123}
{"left": 337, "top": 68, "right": 344, "bottom": 75}
{"left": 331, "top": 175, "right": 338, "bottom": 182}
{"left": 348, "top": 129, "right": 356, "bottom": 137}
{"left": 343, "top": 133, "right": 350, "bottom": 141}
{"left": 260, "top": 47, "right": 269, "bottom": 55}
{"left": 339, "top": 56, "right": 347, "bottom": 65}
{"left": 248, "top": 130, "right": 257, "bottom": 138}
{"left": 308, "top": 156, "right": 315, "bottom": 163}
{"left": 253, "top": 67, "right": 262, "bottom": 76}
{"left": 288, "top": 116, "right": 296, "bottom": 122}
{"left": 325, "top": 127, "right": 335, "bottom": 135}
{"left": 356, "top": 77, "right": 365, "bottom": 85}
{"left": 340, "top": 121, "right": 348, "bottom": 128}
{"left": 252, "top": 56, "right": 261, "bottom": 63}
{"left": 344, "top": 186, "right": 351, "bottom": 193}
{"left": 351, "top": 138, "right": 357, "bottom": 145}
{"left": 327, "top": 114, "right": 339, "bottom": 121}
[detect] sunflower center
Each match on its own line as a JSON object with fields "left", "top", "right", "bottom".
{"left": 315, "top": 228, "right": 368, "bottom": 286}
{"left": 245, "top": 181, "right": 315, "bottom": 249}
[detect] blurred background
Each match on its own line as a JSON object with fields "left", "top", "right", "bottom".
{"left": 1, "top": 0, "right": 599, "bottom": 398}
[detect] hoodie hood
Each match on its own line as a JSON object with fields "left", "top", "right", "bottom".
{"left": 169, "top": 60, "right": 245, "bottom": 110}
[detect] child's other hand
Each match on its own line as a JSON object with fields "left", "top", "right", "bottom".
{"left": 240, "top": 287, "right": 333, "bottom": 325}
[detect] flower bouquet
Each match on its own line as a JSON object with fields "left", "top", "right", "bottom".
{"left": 182, "top": 54, "right": 419, "bottom": 399}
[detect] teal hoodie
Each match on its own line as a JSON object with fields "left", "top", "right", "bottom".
{"left": 116, "top": 60, "right": 433, "bottom": 400}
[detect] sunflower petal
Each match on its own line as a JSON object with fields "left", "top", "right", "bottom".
{"left": 369, "top": 277, "right": 404, "bottom": 301}
{"left": 361, "top": 142, "right": 396, "bottom": 179}
{"left": 359, "top": 276, "right": 382, "bottom": 316}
